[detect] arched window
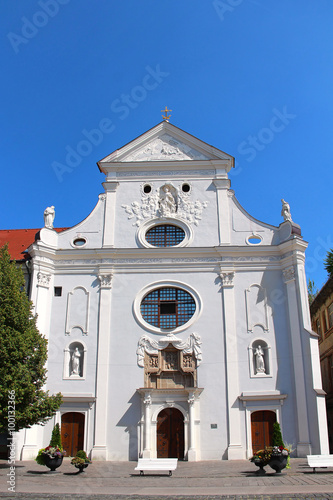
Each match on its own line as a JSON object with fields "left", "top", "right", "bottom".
{"left": 141, "top": 287, "right": 196, "bottom": 329}
{"left": 145, "top": 224, "right": 185, "bottom": 247}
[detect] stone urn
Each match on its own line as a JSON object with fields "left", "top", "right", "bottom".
{"left": 75, "top": 462, "right": 89, "bottom": 473}
{"left": 253, "top": 459, "right": 267, "bottom": 475}
{"left": 268, "top": 455, "right": 288, "bottom": 473}
{"left": 42, "top": 454, "right": 63, "bottom": 472}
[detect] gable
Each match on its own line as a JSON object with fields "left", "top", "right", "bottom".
{"left": 98, "top": 121, "right": 233, "bottom": 169}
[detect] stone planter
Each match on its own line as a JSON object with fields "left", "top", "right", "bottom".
{"left": 42, "top": 454, "right": 63, "bottom": 471}
{"left": 75, "top": 463, "right": 89, "bottom": 473}
{"left": 253, "top": 459, "right": 268, "bottom": 475}
{"left": 268, "top": 455, "right": 288, "bottom": 473}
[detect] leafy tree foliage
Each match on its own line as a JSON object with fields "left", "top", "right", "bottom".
{"left": 324, "top": 249, "right": 333, "bottom": 276}
{"left": 0, "top": 245, "right": 62, "bottom": 432}
{"left": 308, "top": 279, "right": 318, "bottom": 305}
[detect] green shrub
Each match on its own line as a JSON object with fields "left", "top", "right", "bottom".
{"left": 76, "top": 450, "right": 87, "bottom": 459}
{"left": 272, "top": 422, "right": 284, "bottom": 447}
{"left": 49, "top": 423, "right": 62, "bottom": 449}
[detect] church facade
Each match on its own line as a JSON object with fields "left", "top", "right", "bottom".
{"left": 12, "top": 121, "right": 329, "bottom": 461}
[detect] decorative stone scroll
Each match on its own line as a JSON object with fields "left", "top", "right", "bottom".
{"left": 283, "top": 266, "right": 295, "bottom": 284}
{"left": 37, "top": 272, "right": 51, "bottom": 288}
{"left": 98, "top": 273, "right": 113, "bottom": 288}
{"left": 123, "top": 134, "right": 209, "bottom": 162}
{"left": 219, "top": 271, "right": 235, "bottom": 287}
{"left": 121, "top": 182, "right": 208, "bottom": 227}
{"left": 137, "top": 333, "right": 202, "bottom": 367}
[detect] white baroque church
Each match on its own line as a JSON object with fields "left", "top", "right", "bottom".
{"left": 14, "top": 121, "right": 329, "bottom": 461}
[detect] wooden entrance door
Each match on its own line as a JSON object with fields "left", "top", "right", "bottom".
{"left": 251, "top": 410, "right": 276, "bottom": 453}
{"left": 61, "top": 412, "right": 84, "bottom": 456}
{"left": 157, "top": 408, "right": 184, "bottom": 459}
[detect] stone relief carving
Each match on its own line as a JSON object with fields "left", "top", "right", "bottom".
{"left": 118, "top": 169, "right": 215, "bottom": 178}
{"left": 121, "top": 182, "right": 208, "bottom": 226}
{"left": 137, "top": 333, "right": 202, "bottom": 367}
{"left": 37, "top": 272, "right": 51, "bottom": 288}
{"left": 123, "top": 134, "right": 209, "bottom": 162}
{"left": 283, "top": 266, "right": 295, "bottom": 283}
{"left": 219, "top": 271, "right": 235, "bottom": 287}
{"left": 43, "top": 206, "right": 55, "bottom": 229}
{"left": 98, "top": 273, "right": 113, "bottom": 288}
{"left": 254, "top": 345, "right": 265, "bottom": 374}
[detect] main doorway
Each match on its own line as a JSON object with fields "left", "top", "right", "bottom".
{"left": 251, "top": 410, "right": 276, "bottom": 453}
{"left": 157, "top": 408, "right": 184, "bottom": 459}
{"left": 61, "top": 412, "right": 84, "bottom": 456}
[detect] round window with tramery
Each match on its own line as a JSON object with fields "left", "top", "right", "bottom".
{"left": 140, "top": 287, "right": 196, "bottom": 329}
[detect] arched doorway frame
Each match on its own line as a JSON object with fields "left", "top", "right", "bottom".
{"left": 60, "top": 411, "right": 85, "bottom": 456}
{"left": 245, "top": 405, "right": 281, "bottom": 458}
{"left": 54, "top": 400, "right": 95, "bottom": 457}
{"left": 151, "top": 404, "right": 189, "bottom": 460}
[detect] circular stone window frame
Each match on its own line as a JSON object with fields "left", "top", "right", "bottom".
{"left": 246, "top": 233, "right": 263, "bottom": 246}
{"left": 136, "top": 217, "right": 194, "bottom": 249}
{"left": 71, "top": 236, "right": 88, "bottom": 248}
{"left": 133, "top": 280, "right": 202, "bottom": 334}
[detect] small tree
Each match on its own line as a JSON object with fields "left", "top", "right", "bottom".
{"left": 49, "top": 423, "right": 62, "bottom": 449}
{"left": 272, "top": 422, "right": 284, "bottom": 447}
{"left": 308, "top": 279, "right": 318, "bottom": 305}
{"left": 0, "top": 244, "right": 62, "bottom": 432}
{"left": 324, "top": 249, "right": 333, "bottom": 276}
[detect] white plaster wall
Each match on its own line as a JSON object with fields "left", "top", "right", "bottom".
{"left": 46, "top": 273, "right": 99, "bottom": 395}
{"left": 104, "top": 270, "right": 228, "bottom": 460}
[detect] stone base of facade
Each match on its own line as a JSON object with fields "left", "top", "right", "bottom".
{"left": 227, "top": 445, "right": 245, "bottom": 460}
{"left": 296, "top": 442, "right": 311, "bottom": 457}
{"left": 21, "top": 444, "right": 38, "bottom": 460}
{"left": 91, "top": 445, "right": 108, "bottom": 460}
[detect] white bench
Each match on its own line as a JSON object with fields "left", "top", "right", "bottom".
{"left": 307, "top": 454, "right": 333, "bottom": 472}
{"left": 135, "top": 458, "right": 178, "bottom": 476}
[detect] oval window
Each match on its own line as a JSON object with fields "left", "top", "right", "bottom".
{"left": 247, "top": 235, "right": 262, "bottom": 245}
{"left": 182, "top": 183, "right": 191, "bottom": 193}
{"left": 145, "top": 224, "right": 185, "bottom": 247}
{"left": 141, "top": 287, "right": 196, "bottom": 329}
{"left": 73, "top": 238, "right": 86, "bottom": 247}
{"left": 143, "top": 184, "right": 152, "bottom": 194}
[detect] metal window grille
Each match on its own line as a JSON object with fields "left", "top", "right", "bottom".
{"left": 145, "top": 225, "right": 185, "bottom": 247}
{"left": 141, "top": 287, "right": 196, "bottom": 328}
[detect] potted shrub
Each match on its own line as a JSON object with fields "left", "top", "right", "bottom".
{"left": 35, "top": 424, "right": 64, "bottom": 471}
{"left": 71, "top": 450, "right": 91, "bottom": 473}
{"left": 250, "top": 422, "right": 291, "bottom": 474}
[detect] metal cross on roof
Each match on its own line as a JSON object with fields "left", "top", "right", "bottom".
{"left": 161, "top": 106, "right": 172, "bottom": 121}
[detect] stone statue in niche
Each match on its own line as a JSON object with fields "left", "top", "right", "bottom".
{"left": 71, "top": 347, "right": 81, "bottom": 376}
{"left": 254, "top": 345, "right": 265, "bottom": 374}
{"left": 281, "top": 199, "right": 292, "bottom": 222}
{"left": 159, "top": 185, "right": 177, "bottom": 216}
{"left": 44, "top": 206, "right": 55, "bottom": 228}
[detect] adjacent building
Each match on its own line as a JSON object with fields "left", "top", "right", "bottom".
{"left": 1, "top": 121, "right": 329, "bottom": 461}
{"left": 311, "top": 276, "right": 333, "bottom": 452}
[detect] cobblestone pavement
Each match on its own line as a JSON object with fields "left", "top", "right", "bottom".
{"left": 1, "top": 459, "right": 333, "bottom": 499}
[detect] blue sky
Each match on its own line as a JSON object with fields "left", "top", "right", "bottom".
{"left": 1, "top": 0, "right": 332, "bottom": 289}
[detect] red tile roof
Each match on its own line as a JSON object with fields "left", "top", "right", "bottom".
{"left": 0, "top": 228, "right": 68, "bottom": 261}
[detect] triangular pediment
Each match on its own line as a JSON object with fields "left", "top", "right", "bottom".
{"left": 98, "top": 121, "right": 233, "bottom": 166}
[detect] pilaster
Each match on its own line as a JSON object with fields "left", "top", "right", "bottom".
{"left": 91, "top": 271, "right": 113, "bottom": 460}
{"left": 219, "top": 268, "right": 244, "bottom": 459}
{"left": 102, "top": 181, "right": 119, "bottom": 247}
{"left": 213, "top": 179, "right": 231, "bottom": 245}
{"left": 283, "top": 265, "right": 311, "bottom": 456}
